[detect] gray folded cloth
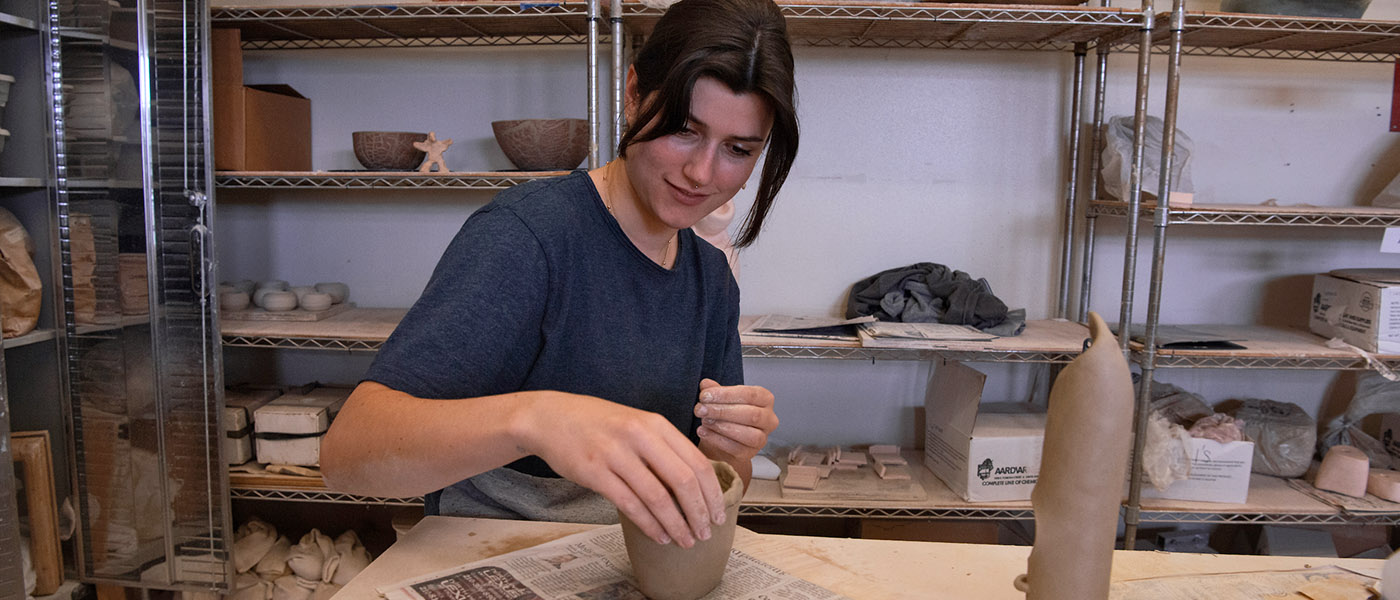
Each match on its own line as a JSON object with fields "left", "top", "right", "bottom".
{"left": 846, "top": 262, "right": 1025, "bottom": 336}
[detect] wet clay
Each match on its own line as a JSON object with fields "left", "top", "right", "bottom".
{"left": 619, "top": 460, "right": 744, "bottom": 600}
{"left": 1015, "top": 312, "right": 1135, "bottom": 600}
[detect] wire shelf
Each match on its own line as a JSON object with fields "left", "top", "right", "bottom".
{"left": 212, "top": 1, "right": 1141, "bottom": 51}
{"left": 215, "top": 171, "right": 568, "bottom": 189}
{"left": 1089, "top": 201, "right": 1400, "bottom": 227}
{"left": 1153, "top": 11, "right": 1400, "bottom": 62}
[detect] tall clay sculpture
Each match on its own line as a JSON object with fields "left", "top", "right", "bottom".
{"left": 1015, "top": 311, "right": 1134, "bottom": 599}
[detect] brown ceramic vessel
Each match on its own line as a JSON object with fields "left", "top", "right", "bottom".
{"left": 619, "top": 460, "right": 744, "bottom": 600}
{"left": 491, "top": 118, "right": 588, "bottom": 171}
{"left": 352, "top": 131, "right": 428, "bottom": 171}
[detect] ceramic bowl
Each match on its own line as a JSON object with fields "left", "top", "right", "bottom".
{"left": 220, "top": 291, "right": 251, "bottom": 311}
{"left": 1220, "top": 0, "right": 1369, "bottom": 17}
{"left": 231, "top": 280, "right": 257, "bottom": 295}
{"left": 314, "top": 282, "right": 349, "bottom": 304}
{"left": 300, "top": 292, "right": 333, "bottom": 312}
{"left": 352, "top": 131, "right": 428, "bottom": 171}
{"left": 257, "top": 279, "right": 289, "bottom": 291}
{"left": 261, "top": 291, "right": 298, "bottom": 312}
{"left": 491, "top": 119, "right": 589, "bottom": 171}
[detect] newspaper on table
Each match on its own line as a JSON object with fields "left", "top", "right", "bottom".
{"left": 377, "top": 524, "right": 851, "bottom": 600}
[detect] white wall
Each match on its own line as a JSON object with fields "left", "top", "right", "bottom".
{"left": 218, "top": 0, "right": 1400, "bottom": 447}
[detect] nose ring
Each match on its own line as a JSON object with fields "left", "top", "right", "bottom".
{"left": 693, "top": 183, "right": 699, "bottom": 190}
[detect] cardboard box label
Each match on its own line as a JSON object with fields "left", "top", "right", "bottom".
{"left": 1141, "top": 438, "right": 1253, "bottom": 504}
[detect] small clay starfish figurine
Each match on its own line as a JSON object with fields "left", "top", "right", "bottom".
{"left": 413, "top": 131, "right": 453, "bottom": 173}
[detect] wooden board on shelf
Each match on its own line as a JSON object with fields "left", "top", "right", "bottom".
{"left": 740, "top": 316, "right": 1090, "bottom": 354}
{"left": 220, "top": 307, "right": 407, "bottom": 340}
{"left": 1136, "top": 474, "right": 1338, "bottom": 516}
{"left": 1285, "top": 477, "right": 1400, "bottom": 515}
{"left": 779, "top": 466, "right": 927, "bottom": 502}
{"left": 229, "top": 465, "right": 327, "bottom": 490}
{"left": 1138, "top": 325, "right": 1395, "bottom": 360}
{"left": 222, "top": 301, "right": 352, "bottom": 322}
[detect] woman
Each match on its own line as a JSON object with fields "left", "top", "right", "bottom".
{"left": 320, "top": 0, "right": 798, "bottom": 552}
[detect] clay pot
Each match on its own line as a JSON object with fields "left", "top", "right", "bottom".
{"left": 257, "top": 280, "right": 289, "bottom": 291}
{"left": 300, "top": 292, "right": 333, "bottom": 312}
{"left": 620, "top": 460, "right": 743, "bottom": 600}
{"left": 261, "top": 291, "right": 298, "bottom": 312}
{"left": 291, "top": 285, "right": 315, "bottom": 301}
{"left": 231, "top": 280, "right": 256, "bottom": 295}
{"left": 491, "top": 119, "right": 589, "bottom": 171}
{"left": 314, "top": 282, "right": 349, "bottom": 304}
{"left": 352, "top": 131, "right": 428, "bottom": 171}
{"left": 220, "top": 291, "right": 251, "bottom": 311}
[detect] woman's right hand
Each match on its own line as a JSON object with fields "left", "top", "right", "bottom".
{"left": 517, "top": 394, "right": 726, "bottom": 549}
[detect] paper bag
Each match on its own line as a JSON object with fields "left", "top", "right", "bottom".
{"left": 0, "top": 207, "right": 41, "bottom": 338}
{"left": 70, "top": 212, "right": 96, "bottom": 324}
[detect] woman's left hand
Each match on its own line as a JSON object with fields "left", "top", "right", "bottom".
{"left": 694, "top": 379, "right": 778, "bottom": 463}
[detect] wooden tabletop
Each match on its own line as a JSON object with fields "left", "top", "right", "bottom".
{"left": 335, "top": 516, "right": 1386, "bottom": 600}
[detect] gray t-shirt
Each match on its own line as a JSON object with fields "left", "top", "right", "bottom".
{"left": 364, "top": 171, "right": 743, "bottom": 521}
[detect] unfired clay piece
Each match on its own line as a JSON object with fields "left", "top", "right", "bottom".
{"left": 620, "top": 460, "right": 744, "bottom": 600}
{"left": 1367, "top": 469, "right": 1400, "bottom": 502}
{"left": 261, "top": 291, "right": 298, "bottom": 312}
{"left": 257, "top": 280, "right": 289, "bottom": 291}
{"left": 1016, "top": 312, "right": 1134, "bottom": 600}
{"left": 412, "top": 131, "right": 453, "bottom": 173}
{"left": 314, "top": 282, "right": 349, "bottom": 304}
{"left": 870, "top": 452, "right": 907, "bottom": 466}
{"left": 782, "top": 470, "right": 819, "bottom": 490}
{"left": 300, "top": 292, "right": 333, "bottom": 312}
{"left": 869, "top": 444, "right": 899, "bottom": 455}
{"left": 221, "top": 291, "right": 251, "bottom": 311}
{"left": 1315, "top": 445, "right": 1370, "bottom": 497}
{"left": 291, "top": 285, "right": 315, "bottom": 301}
{"left": 873, "top": 462, "right": 911, "bottom": 480}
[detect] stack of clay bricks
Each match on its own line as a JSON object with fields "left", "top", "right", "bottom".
{"left": 781, "top": 444, "right": 913, "bottom": 492}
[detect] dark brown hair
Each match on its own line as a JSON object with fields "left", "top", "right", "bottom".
{"left": 619, "top": 0, "right": 798, "bottom": 248}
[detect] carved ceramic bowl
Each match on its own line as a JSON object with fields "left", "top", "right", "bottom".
{"left": 352, "top": 131, "right": 428, "bottom": 171}
{"left": 491, "top": 119, "right": 589, "bottom": 171}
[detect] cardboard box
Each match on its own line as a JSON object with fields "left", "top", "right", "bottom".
{"left": 1309, "top": 269, "right": 1400, "bottom": 354}
{"left": 923, "top": 361, "right": 1046, "bottom": 502}
{"left": 254, "top": 386, "right": 350, "bottom": 466}
{"left": 1140, "top": 437, "right": 1254, "bottom": 504}
{"left": 212, "top": 28, "right": 311, "bottom": 171}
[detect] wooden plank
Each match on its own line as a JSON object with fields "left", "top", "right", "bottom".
{"left": 741, "top": 316, "right": 1090, "bottom": 354}
{"left": 1140, "top": 325, "right": 1396, "bottom": 360}
{"left": 222, "top": 301, "right": 352, "bottom": 322}
{"left": 219, "top": 307, "right": 407, "bottom": 340}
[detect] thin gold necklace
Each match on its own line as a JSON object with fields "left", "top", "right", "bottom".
{"left": 602, "top": 164, "right": 677, "bottom": 269}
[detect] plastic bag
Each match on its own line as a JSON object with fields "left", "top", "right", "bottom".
{"left": 1100, "top": 115, "right": 1195, "bottom": 201}
{"left": 1320, "top": 373, "right": 1400, "bottom": 468}
{"left": 1149, "top": 381, "right": 1213, "bottom": 427}
{"left": 1143, "top": 411, "right": 1193, "bottom": 491}
{"left": 1225, "top": 398, "right": 1316, "bottom": 478}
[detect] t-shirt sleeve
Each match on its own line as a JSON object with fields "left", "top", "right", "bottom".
{"left": 365, "top": 205, "right": 548, "bottom": 400}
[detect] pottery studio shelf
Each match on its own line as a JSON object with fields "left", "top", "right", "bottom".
{"left": 740, "top": 317, "right": 1091, "bottom": 363}
{"left": 1089, "top": 201, "right": 1400, "bottom": 227}
{"left": 229, "top": 469, "right": 424, "bottom": 506}
{"left": 1150, "top": 10, "right": 1400, "bottom": 63}
{"left": 221, "top": 309, "right": 1090, "bottom": 362}
{"left": 214, "top": 171, "right": 572, "bottom": 190}
{"left": 225, "top": 453, "right": 1400, "bottom": 524}
{"left": 0, "top": 10, "right": 40, "bottom": 31}
{"left": 211, "top": 1, "right": 1141, "bottom": 51}
{"left": 1129, "top": 325, "right": 1400, "bottom": 370}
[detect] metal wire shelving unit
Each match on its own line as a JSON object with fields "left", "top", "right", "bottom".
{"left": 1094, "top": 3, "right": 1400, "bottom": 543}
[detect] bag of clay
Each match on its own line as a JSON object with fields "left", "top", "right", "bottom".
{"left": 0, "top": 207, "right": 42, "bottom": 338}
{"left": 1320, "top": 373, "right": 1400, "bottom": 469}
{"left": 1221, "top": 398, "right": 1316, "bottom": 478}
{"left": 1100, "top": 115, "right": 1195, "bottom": 201}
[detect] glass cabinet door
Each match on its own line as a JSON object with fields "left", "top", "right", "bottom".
{"left": 54, "top": 0, "right": 229, "bottom": 587}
